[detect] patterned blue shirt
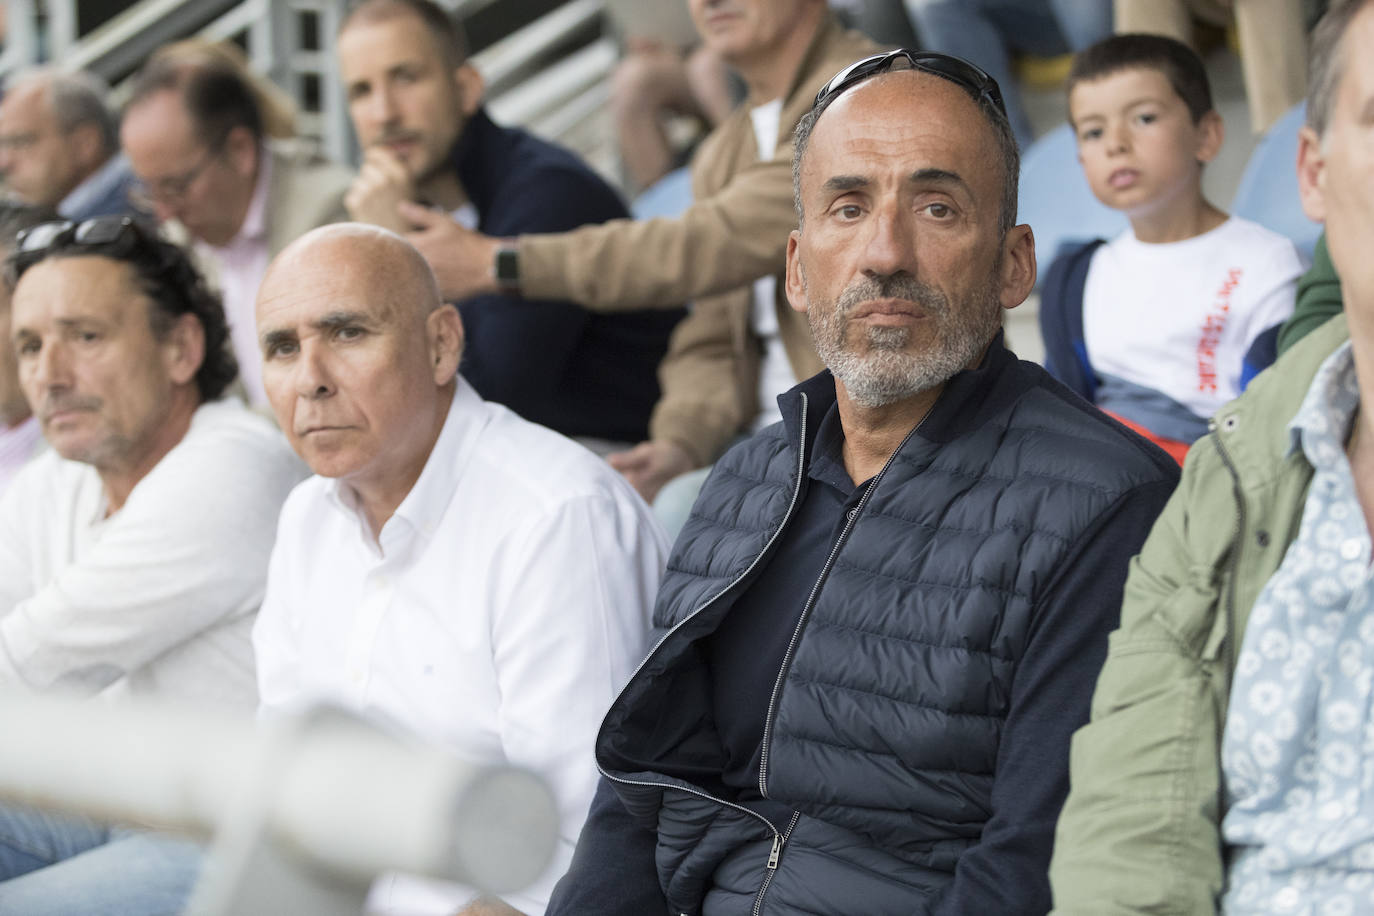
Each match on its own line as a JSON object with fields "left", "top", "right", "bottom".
{"left": 1221, "top": 340, "right": 1374, "bottom": 913}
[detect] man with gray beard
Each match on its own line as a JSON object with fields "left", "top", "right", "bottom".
{"left": 546, "top": 51, "right": 1179, "bottom": 916}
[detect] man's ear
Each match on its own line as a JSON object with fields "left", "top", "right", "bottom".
{"left": 163, "top": 312, "right": 206, "bottom": 387}
{"left": 1195, "top": 110, "right": 1225, "bottom": 164}
{"left": 454, "top": 64, "right": 485, "bottom": 118}
{"left": 223, "top": 125, "right": 259, "bottom": 178}
{"left": 1297, "top": 125, "right": 1327, "bottom": 223}
{"left": 68, "top": 122, "right": 105, "bottom": 173}
{"left": 998, "top": 224, "right": 1036, "bottom": 310}
{"left": 427, "top": 303, "right": 464, "bottom": 385}
{"left": 784, "top": 230, "right": 808, "bottom": 314}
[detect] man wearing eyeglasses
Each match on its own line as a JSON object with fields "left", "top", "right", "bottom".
{"left": 358, "top": 0, "right": 877, "bottom": 508}
{"left": 545, "top": 52, "right": 1179, "bottom": 916}
{"left": 0, "top": 68, "right": 142, "bottom": 222}
{"left": 0, "top": 216, "right": 304, "bottom": 912}
{"left": 119, "top": 52, "right": 351, "bottom": 408}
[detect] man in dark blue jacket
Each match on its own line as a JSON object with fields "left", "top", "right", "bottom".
{"left": 547, "top": 50, "right": 1179, "bottom": 916}
{"left": 337, "top": 0, "right": 681, "bottom": 448}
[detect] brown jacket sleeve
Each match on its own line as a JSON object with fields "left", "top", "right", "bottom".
{"left": 516, "top": 17, "right": 880, "bottom": 315}
{"left": 517, "top": 153, "right": 798, "bottom": 312}
{"left": 648, "top": 289, "right": 755, "bottom": 467}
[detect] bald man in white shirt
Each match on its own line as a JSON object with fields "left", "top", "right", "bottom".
{"left": 251, "top": 224, "right": 667, "bottom": 916}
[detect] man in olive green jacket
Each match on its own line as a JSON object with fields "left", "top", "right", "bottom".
{"left": 1050, "top": 1, "right": 1374, "bottom": 910}
{"left": 1049, "top": 313, "right": 1343, "bottom": 912}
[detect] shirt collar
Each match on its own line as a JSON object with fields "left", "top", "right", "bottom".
{"left": 808, "top": 400, "right": 855, "bottom": 495}
{"left": 226, "top": 144, "right": 273, "bottom": 247}
{"left": 1288, "top": 339, "right": 1360, "bottom": 468}
{"left": 448, "top": 107, "right": 502, "bottom": 219}
{"left": 325, "top": 379, "right": 489, "bottom": 553}
{"left": 241, "top": 143, "right": 273, "bottom": 243}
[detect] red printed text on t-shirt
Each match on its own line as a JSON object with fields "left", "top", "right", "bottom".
{"left": 1197, "top": 268, "right": 1242, "bottom": 393}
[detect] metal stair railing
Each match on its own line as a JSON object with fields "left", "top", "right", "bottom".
{"left": 3, "top": 0, "right": 620, "bottom": 176}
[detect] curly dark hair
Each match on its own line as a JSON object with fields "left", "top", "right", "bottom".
{"left": 0, "top": 200, "right": 62, "bottom": 263}
{"left": 7, "top": 216, "right": 239, "bottom": 402}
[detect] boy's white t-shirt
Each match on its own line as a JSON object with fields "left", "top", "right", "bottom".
{"left": 1082, "top": 216, "right": 1303, "bottom": 441}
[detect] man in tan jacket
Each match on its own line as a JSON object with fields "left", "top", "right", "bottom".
{"left": 396, "top": 0, "right": 878, "bottom": 502}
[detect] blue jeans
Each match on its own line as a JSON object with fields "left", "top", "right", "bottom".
{"left": 903, "top": 0, "right": 1112, "bottom": 148}
{"left": 0, "top": 803, "right": 202, "bottom": 915}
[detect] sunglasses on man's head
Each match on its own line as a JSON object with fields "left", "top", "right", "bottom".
{"left": 813, "top": 49, "right": 1008, "bottom": 121}
{"left": 12, "top": 216, "right": 159, "bottom": 276}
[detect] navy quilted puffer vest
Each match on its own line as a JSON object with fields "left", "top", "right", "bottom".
{"left": 596, "top": 340, "right": 1174, "bottom": 915}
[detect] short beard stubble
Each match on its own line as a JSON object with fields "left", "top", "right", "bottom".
{"left": 805, "top": 270, "right": 1004, "bottom": 409}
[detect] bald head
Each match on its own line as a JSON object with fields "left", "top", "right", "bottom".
{"left": 261, "top": 222, "right": 442, "bottom": 320}
{"left": 255, "top": 222, "right": 465, "bottom": 500}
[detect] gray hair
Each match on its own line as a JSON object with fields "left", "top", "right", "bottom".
{"left": 792, "top": 69, "right": 1020, "bottom": 237}
{"left": 1306, "top": 0, "right": 1374, "bottom": 137}
{"left": 10, "top": 67, "right": 119, "bottom": 155}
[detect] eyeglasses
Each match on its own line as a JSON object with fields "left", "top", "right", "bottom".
{"left": 813, "top": 49, "right": 1007, "bottom": 121}
{"left": 12, "top": 216, "right": 159, "bottom": 276}
{"left": 130, "top": 142, "right": 223, "bottom": 207}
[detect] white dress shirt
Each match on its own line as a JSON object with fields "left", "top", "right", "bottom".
{"left": 254, "top": 381, "right": 668, "bottom": 916}
{"left": 0, "top": 398, "right": 305, "bottom": 705}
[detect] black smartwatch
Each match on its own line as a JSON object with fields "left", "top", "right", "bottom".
{"left": 494, "top": 246, "right": 521, "bottom": 294}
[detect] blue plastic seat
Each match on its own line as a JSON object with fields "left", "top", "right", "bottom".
{"left": 1018, "top": 123, "right": 1128, "bottom": 286}
{"left": 1230, "top": 102, "right": 1320, "bottom": 263}
{"left": 631, "top": 166, "right": 694, "bottom": 220}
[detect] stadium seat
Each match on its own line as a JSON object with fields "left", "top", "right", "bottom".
{"left": 1018, "top": 122, "right": 1128, "bottom": 287}
{"left": 1230, "top": 101, "right": 1320, "bottom": 263}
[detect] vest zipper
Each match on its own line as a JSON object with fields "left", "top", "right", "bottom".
{"left": 599, "top": 393, "right": 812, "bottom": 722}
{"left": 600, "top": 772, "right": 786, "bottom": 850}
{"left": 757, "top": 412, "right": 931, "bottom": 798}
{"left": 752, "top": 812, "right": 801, "bottom": 916}
{"left": 595, "top": 396, "right": 815, "bottom": 909}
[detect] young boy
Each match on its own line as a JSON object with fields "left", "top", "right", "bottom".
{"left": 1040, "top": 34, "right": 1302, "bottom": 463}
